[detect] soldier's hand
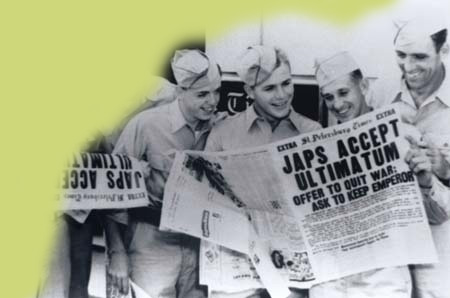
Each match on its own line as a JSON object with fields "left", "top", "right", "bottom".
{"left": 405, "top": 144, "right": 433, "bottom": 188}
{"left": 107, "top": 251, "right": 130, "bottom": 295}
{"left": 426, "top": 146, "right": 450, "bottom": 180}
{"left": 138, "top": 161, "right": 152, "bottom": 179}
{"left": 146, "top": 168, "right": 169, "bottom": 198}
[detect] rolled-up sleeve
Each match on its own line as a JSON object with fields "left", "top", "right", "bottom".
{"left": 421, "top": 176, "right": 450, "bottom": 225}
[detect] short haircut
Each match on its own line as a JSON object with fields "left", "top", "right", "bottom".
{"left": 350, "top": 69, "right": 364, "bottom": 84}
{"left": 431, "top": 29, "right": 448, "bottom": 52}
{"left": 248, "top": 48, "right": 291, "bottom": 89}
{"left": 275, "top": 48, "right": 291, "bottom": 70}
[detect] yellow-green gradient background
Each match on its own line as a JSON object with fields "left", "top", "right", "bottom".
{"left": 0, "top": 1, "right": 394, "bottom": 297}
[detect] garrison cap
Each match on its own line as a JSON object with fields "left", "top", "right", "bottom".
{"left": 171, "top": 49, "right": 221, "bottom": 89}
{"left": 236, "top": 45, "right": 290, "bottom": 87}
{"left": 314, "top": 51, "right": 360, "bottom": 87}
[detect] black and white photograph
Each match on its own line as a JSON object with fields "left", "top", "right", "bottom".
{"left": 35, "top": 0, "right": 450, "bottom": 298}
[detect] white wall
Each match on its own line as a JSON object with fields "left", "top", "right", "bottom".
{"left": 206, "top": 22, "right": 262, "bottom": 79}
{"left": 206, "top": 0, "right": 449, "bottom": 83}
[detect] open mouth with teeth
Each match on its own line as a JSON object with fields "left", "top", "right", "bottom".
{"left": 406, "top": 71, "right": 422, "bottom": 80}
{"left": 200, "top": 106, "right": 214, "bottom": 113}
{"left": 333, "top": 105, "right": 353, "bottom": 119}
{"left": 271, "top": 101, "right": 288, "bottom": 110}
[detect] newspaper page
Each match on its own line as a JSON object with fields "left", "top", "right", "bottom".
{"left": 160, "top": 144, "right": 314, "bottom": 291}
{"left": 60, "top": 153, "right": 149, "bottom": 210}
{"left": 107, "top": 278, "right": 153, "bottom": 298}
{"left": 161, "top": 105, "right": 437, "bottom": 290}
{"left": 270, "top": 106, "right": 437, "bottom": 283}
{"left": 199, "top": 241, "right": 261, "bottom": 293}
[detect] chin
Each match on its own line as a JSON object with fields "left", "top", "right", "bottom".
{"left": 407, "top": 81, "right": 426, "bottom": 90}
{"left": 271, "top": 109, "right": 290, "bottom": 119}
{"left": 197, "top": 113, "right": 214, "bottom": 121}
{"left": 334, "top": 114, "right": 350, "bottom": 123}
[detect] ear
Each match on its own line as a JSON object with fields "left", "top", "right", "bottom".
{"left": 176, "top": 86, "right": 185, "bottom": 100}
{"left": 243, "top": 84, "right": 255, "bottom": 100}
{"left": 440, "top": 43, "right": 449, "bottom": 58}
{"left": 318, "top": 86, "right": 325, "bottom": 99}
{"left": 359, "top": 77, "right": 369, "bottom": 97}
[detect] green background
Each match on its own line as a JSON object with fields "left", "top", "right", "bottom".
{"left": 0, "top": 1, "right": 394, "bottom": 297}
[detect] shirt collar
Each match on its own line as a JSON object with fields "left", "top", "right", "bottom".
{"left": 245, "top": 104, "right": 304, "bottom": 133}
{"left": 288, "top": 109, "right": 309, "bottom": 133}
{"left": 245, "top": 105, "right": 261, "bottom": 131}
{"left": 395, "top": 65, "right": 450, "bottom": 108}
{"left": 168, "top": 99, "right": 190, "bottom": 133}
{"left": 434, "top": 66, "right": 450, "bottom": 107}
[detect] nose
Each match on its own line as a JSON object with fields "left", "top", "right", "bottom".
{"left": 275, "top": 86, "right": 286, "bottom": 100}
{"left": 403, "top": 56, "right": 417, "bottom": 72}
{"left": 205, "top": 92, "right": 219, "bottom": 106}
{"left": 333, "top": 97, "right": 345, "bottom": 110}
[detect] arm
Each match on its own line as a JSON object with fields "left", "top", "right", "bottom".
{"left": 104, "top": 216, "right": 129, "bottom": 294}
{"left": 426, "top": 144, "right": 450, "bottom": 183}
{"left": 405, "top": 145, "right": 450, "bottom": 224}
{"left": 103, "top": 115, "right": 150, "bottom": 294}
{"left": 420, "top": 177, "right": 450, "bottom": 225}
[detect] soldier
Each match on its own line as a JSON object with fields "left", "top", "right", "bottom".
{"left": 387, "top": 13, "right": 450, "bottom": 298}
{"left": 105, "top": 49, "right": 222, "bottom": 298}
{"left": 205, "top": 45, "right": 322, "bottom": 298}
{"left": 311, "top": 50, "right": 413, "bottom": 298}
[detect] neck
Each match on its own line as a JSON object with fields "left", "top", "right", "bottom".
{"left": 361, "top": 100, "right": 371, "bottom": 115}
{"left": 409, "top": 64, "right": 445, "bottom": 107}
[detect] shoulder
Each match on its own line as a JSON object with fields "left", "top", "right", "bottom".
{"left": 206, "top": 111, "right": 248, "bottom": 151}
{"left": 128, "top": 104, "right": 171, "bottom": 128}
{"left": 368, "top": 77, "right": 402, "bottom": 109}
{"left": 211, "top": 110, "right": 248, "bottom": 134}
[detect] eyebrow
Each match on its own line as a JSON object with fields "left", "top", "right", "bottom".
{"left": 395, "top": 50, "right": 430, "bottom": 57}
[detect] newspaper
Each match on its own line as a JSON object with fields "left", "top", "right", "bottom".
{"left": 159, "top": 142, "right": 313, "bottom": 295}
{"left": 60, "top": 153, "right": 149, "bottom": 210}
{"left": 160, "top": 106, "right": 437, "bottom": 293}
{"left": 270, "top": 106, "right": 437, "bottom": 283}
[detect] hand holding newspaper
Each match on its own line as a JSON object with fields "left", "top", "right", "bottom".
{"left": 107, "top": 278, "right": 154, "bottom": 298}
{"left": 160, "top": 105, "right": 437, "bottom": 293}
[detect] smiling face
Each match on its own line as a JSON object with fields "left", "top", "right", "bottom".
{"left": 320, "top": 74, "right": 369, "bottom": 123}
{"left": 395, "top": 37, "right": 444, "bottom": 91}
{"left": 178, "top": 81, "right": 221, "bottom": 125}
{"left": 245, "top": 63, "right": 294, "bottom": 122}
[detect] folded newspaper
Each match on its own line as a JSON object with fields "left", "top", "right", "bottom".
{"left": 60, "top": 153, "right": 149, "bottom": 210}
{"left": 160, "top": 106, "right": 437, "bottom": 297}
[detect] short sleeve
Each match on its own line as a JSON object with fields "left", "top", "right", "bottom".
{"left": 421, "top": 176, "right": 450, "bottom": 225}
{"left": 113, "top": 115, "right": 149, "bottom": 160}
